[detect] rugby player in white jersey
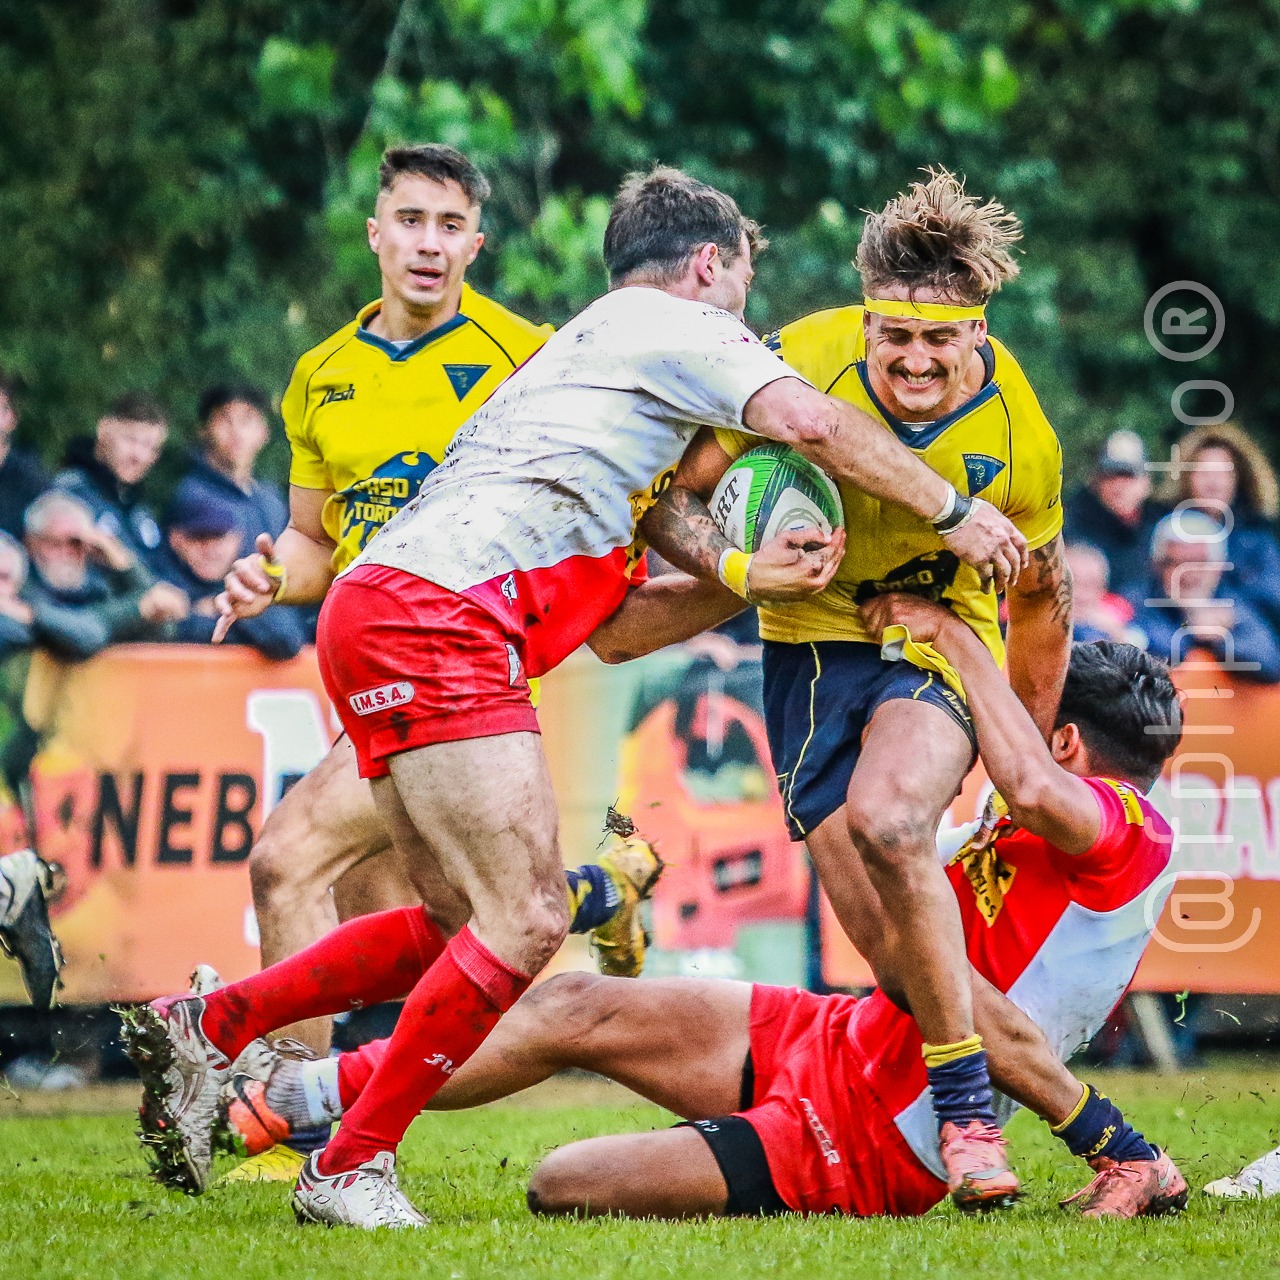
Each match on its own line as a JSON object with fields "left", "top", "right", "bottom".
{"left": 127, "top": 166, "right": 1027, "bottom": 1228}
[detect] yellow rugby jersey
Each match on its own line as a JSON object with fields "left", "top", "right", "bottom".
{"left": 716, "top": 305, "right": 1063, "bottom": 662}
{"left": 282, "top": 283, "right": 550, "bottom": 573}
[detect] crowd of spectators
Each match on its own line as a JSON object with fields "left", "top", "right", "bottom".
{"left": 1064, "top": 425, "right": 1280, "bottom": 682}
{"left": 0, "top": 373, "right": 304, "bottom": 672}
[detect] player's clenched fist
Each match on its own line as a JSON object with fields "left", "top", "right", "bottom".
{"left": 939, "top": 498, "right": 1027, "bottom": 594}
{"left": 212, "top": 532, "right": 285, "bottom": 642}
{"left": 746, "top": 526, "right": 846, "bottom": 603}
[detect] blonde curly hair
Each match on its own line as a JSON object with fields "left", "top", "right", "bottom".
{"left": 856, "top": 167, "right": 1022, "bottom": 306}
{"left": 1161, "top": 422, "right": 1279, "bottom": 522}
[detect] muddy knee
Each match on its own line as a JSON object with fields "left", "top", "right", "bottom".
{"left": 527, "top": 1145, "right": 591, "bottom": 1217}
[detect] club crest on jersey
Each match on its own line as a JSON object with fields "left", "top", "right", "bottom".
{"left": 320, "top": 384, "right": 356, "bottom": 406}
{"left": 339, "top": 450, "right": 437, "bottom": 550}
{"left": 954, "top": 842, "right": 1016, "bottom": 926}
{"left": 348, "top": 681, "right": 414, "bottom": 717}
{"left": 963, "top": 453, "right": 1006, "bottom": 495}
{"left": 443, "top": 363, "right": 491, "bottom": 401}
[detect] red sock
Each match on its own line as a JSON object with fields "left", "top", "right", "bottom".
{"left": 198, "top": 907, "right": 445, "bottom": 1061}
{"left": 337, "top": 1036, "right": 389, "bottom": 1110}
{"left": 319, "top": 927, "right": 530, "bottom": 1173}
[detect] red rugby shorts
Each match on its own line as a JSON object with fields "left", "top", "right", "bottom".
{"left": 317, "top": 564, "right": 539, "bottom": 779}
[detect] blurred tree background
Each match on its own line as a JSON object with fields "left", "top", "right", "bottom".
{"left": 1, "top": 0, "right": 1276, "bottom": 480}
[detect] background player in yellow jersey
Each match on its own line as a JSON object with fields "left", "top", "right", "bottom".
{"left": 212, "top": 145, "right": 838, "bottom": 1179}
{"left": 645, "top": 170, "right": 1073, "bottom": 1209}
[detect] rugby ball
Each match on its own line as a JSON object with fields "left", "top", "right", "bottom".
{"left": 710, "top": 444, "right": 844, "bottom": 552}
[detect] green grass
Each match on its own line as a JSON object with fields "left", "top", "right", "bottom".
{"left": 2, "top": 1066, "right": 1280, "bottom": 1279}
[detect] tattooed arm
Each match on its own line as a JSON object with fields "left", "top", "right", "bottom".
{"left": 637, "top": 428, "right": 845, "bottom": 603}
{"left": 1004, "top": 534, "right": 1073, "bottom": 741}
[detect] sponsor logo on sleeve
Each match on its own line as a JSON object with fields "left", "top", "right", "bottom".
{"left": 348, "top": 681, "right": 414, "bottom": 717}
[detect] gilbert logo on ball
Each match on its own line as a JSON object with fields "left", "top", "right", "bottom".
{"left": 710, "top": 444, "right": 844, "bottom": 552}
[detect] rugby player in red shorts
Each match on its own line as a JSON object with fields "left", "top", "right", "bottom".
{"left": 223, "top": 627, "right": 1188, "bottom": 1220}
{"left": 126, "top": 168, "right": 1027, "bottom": 1228}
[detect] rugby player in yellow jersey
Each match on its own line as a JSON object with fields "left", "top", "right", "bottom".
{"left": 644, "top": 170, "right": 1073, "bottom": 1210}
{"left": 211, "top": 144, "right": 839, "bottom": 1180}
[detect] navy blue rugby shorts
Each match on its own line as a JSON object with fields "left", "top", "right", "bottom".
{"left": 762, "top": 639, "right": 976, "bottom": 841}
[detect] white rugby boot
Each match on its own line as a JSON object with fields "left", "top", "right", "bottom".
{"left": 118, "top": 995, "right": 230, "bottom": 1194}
{"left": 292, "top": 1150, "right": 429, "bottom": 1229}
{"left": 1204, "top": 1145, "right": 1280, "bottom": 1199}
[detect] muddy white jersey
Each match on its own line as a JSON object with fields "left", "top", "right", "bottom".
{"left": 351, "top": 286, "right": 798, "bottom": 674}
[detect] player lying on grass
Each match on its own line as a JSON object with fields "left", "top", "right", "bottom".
{"left": 124, "top": 166, "right": 1027, "bottom": 1227}
{"left": 642, "top": 170, "right": 1069, "bottom": 1207}
{"left": 1205, "top": 1144, "right": 1280, "bottom": 1199}
{"left": 223, "top": 627, "right": 1187, "bottom": 1222}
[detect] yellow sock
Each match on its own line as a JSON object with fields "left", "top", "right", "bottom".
{"left": 921, "top": 1033, "right": 984, "bottom": 1069}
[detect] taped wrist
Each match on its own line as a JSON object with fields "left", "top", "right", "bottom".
{"left": 717, "top": 547, "right": 754, "bottom": 600}
{"left": 260, "top": 557, "right": 288, "bottom": 602}
{"left": 931, "top": 491, "right": 976, "bottom": 535}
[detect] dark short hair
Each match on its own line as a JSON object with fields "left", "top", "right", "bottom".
{"left": 198, "top": 384, "right": 269, "bottom": 426}
{"left": 1055, "top": 641, "right": 1182, "bottom": 790}
{"left": 378, "top": 144, "right": 491, "bottom": 207}
{"left": 603, "top": 167, "right": 767, "bottom": 286}
{"left": 105, "top": 391, "right": 167, "bottom": 427}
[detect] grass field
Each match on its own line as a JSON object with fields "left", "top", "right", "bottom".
{"left": 2, "top": 1065, "right": 1280, "bottom": 1280}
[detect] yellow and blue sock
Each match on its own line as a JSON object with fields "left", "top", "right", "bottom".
{"left": 1051, "top": 1084, "right": 1157, "bottom": 1164}
{"left": 565, "top": 864, "right": 619, "bottom": 934}
{"left": 923, "top": 1035, "right": 998, "bottom": 1129}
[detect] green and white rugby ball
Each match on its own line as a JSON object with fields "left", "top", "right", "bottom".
{"left": 710, "top": 444, "right": 844, "bottom": 552}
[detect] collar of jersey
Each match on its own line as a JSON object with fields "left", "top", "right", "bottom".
{"left": 355, "top": 301, "right": 469, "bottom": 362}
{"left": 855, "top": 341, "right": 998, "bottom": 450}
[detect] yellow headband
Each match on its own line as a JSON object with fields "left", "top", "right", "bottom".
{"left": 864, "top": 297, "right": 986, "bottom": 322}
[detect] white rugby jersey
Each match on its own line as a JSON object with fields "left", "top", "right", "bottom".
{"left": 351, "top": 286, "right": 797, "bottom": 675}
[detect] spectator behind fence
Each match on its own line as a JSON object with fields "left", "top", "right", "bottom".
{"left": 0, "top": 374, "right": 49, "bottom": 543}
{"left": 156, "top": 489, "right": 303, "bottom": 660}
{"left": 20, "top": 491, "right": 188, "bottom": 662}
{"left": 1159, "top": 422, "right": 1280, "bottom": 636}
{"left": 0, "top": 533, "right": 34, "bottom": 662}
{"left": 1063, "top": 430, "right": 1166, "bottom": 599}
{"left": 1130, "top": 510, "right": 1280, "bottom": 682}
{"left": 172, "top": 385, "right": 288, "bottom": 555}
{"left": 54, "top": 392, "right": 168, "bottom": 573}
{"left": 1064, "top": 542, "right": 1141, "bottom": 645}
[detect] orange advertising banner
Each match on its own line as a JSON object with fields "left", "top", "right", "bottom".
{"left": 0, "top": 644, "right": 645, "bottom": 1005}
{"left": 3, "top": 646, "right": 336, "bottom": 1003}
{"left": 4, "top": 641, "right": 1279, "bottom": 1004}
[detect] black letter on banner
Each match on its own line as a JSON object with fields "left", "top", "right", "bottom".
{"left": 211, "top": 773, "right": 257, "bottom": 863}
{"left": 157, "top": 772, "right": 200, "bottom": 864}
{"left": 92, "top": 772, "right": 143, "bottom": 867}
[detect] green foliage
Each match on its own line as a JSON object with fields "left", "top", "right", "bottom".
{"left": 1, "top": 1070, "right": 1280, "bottom": 1279}
{"left": 2, "top": 0, "right": 1279, "bottom": 489}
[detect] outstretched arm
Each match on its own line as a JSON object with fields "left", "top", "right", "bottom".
{"left": 743, "top": 378, "right": 1028, "bottom": 591}
{"left": 585, "top": 573, "right": 746, "bottom": 664}
{"left": 861, "top": 593, "right": 1100, "bottom": 854}
{"left": 1005, "top": 535, "right": 1073, "bottom": 739}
